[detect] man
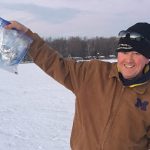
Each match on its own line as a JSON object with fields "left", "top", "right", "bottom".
{"left": 5, "top": 22, "right": 150, "bottom": 149}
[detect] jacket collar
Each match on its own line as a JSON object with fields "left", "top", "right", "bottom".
{"left": 109, "top": 62, "right": 119, "bottom": 79}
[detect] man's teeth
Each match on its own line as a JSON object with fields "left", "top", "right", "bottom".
{"left": 124, "top": 64, "right": 134, "bottom": 68}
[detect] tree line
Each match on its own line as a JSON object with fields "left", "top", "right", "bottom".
{"left": 45, "top": 36, "right": 119, "bottom": 59}
{"left": 24, "top": 36, "right": 119, "bottom": 61}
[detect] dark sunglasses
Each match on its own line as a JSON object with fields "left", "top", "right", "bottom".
{"left": 118, "top": 30, "right": 146, "bottom": 42}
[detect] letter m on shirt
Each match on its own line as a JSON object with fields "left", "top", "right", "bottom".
{"left": 135, "top": 98, "right": 149, "bottom": 111}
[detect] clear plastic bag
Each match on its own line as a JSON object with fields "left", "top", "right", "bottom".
{"left": 0, "top": 17, "right": 33, "bottom": 74}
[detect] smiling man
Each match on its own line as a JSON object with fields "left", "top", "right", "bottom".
{"left": 5, "top": 21, "right": 150, "bottom": 150}
{"left": 116, "top": 23, "right": 150, "bottom": 87}
{"left": 117, "top": 51, "right": 149, "bottom": 79}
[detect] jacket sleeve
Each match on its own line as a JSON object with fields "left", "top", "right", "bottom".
{"left": 26, "top": 30, "right": 91, "bottom": 94}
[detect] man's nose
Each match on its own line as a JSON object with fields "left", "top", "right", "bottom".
{"left": 126, "top": 53, "right": 134, "bottom": 62}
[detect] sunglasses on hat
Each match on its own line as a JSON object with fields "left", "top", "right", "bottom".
{"left": 118, "top": 30, "right": 146, "bottom": 42}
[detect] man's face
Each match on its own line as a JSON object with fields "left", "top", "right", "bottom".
{"left": 117, "top": 51, "right": 149, "bottom": 79}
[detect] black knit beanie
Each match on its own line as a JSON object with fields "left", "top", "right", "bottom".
{"left": 117, "top": 22, "right": 150, "bottom": 58}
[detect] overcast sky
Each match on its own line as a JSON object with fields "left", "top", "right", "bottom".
{"left": 0, "top": 0, "right": 150, "bottom": 38}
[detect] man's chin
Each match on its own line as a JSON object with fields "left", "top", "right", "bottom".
{"left": 122, "top": 74, "right": 136, "bottom": 80}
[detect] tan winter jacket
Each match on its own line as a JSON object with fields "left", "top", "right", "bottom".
{"left": 27, "top": 30, "right": 150, "bottom": 150}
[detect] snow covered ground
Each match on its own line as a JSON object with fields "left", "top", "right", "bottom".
{"left": 0, "top": 59, "right": 116, "bottom": 150}
{"left": 0, "top": 63, "right": 75, "bottom": 150}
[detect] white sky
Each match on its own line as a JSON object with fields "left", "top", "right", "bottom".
{"left": 0, "top": 0, "right": 150, "bottom": 38}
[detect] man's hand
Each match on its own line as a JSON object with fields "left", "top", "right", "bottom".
{"left": 4, "top": 21, "right": 28, "bottom": 33}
